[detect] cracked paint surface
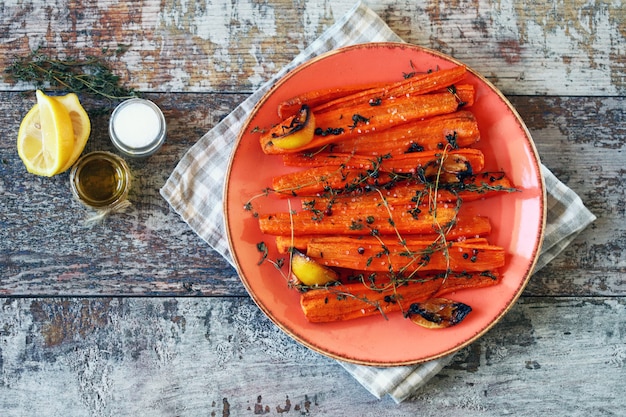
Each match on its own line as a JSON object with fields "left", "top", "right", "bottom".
{"left": 0, "top": 1, "right": 623, "bottom": 94}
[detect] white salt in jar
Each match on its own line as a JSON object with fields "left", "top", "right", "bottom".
{"left": 109, "top": 98, "right": 166, "bottom": 158}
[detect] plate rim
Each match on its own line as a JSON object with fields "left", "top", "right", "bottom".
{"left": 224, "top": 41, "right": 547, "bottom": 366}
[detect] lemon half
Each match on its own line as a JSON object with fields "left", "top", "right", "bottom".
{"left": 17, "top": 90, "right": 91, "bottom": 177}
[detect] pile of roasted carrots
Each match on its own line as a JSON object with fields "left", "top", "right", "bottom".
{"left": 247, "top": 65, "right": 516, "bottom": 327}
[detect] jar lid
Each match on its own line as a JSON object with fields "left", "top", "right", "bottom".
{"left": 109, "top": 98, "right": 166, "bottom": 158}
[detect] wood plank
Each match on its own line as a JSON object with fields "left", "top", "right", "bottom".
{"left": 0, "top": 93, "right": 623, "bottom": 296}
{"left": 0, "top": 91, "right": 243, "bottom": 296}
{"left": 0, "top": 1, "right": 624, "bottom": 96}
{"left": 509, "top": 96, "right": 626, "bottom": 297}
{"left": 0, "top": 296, "right": 623, "bottom": 415}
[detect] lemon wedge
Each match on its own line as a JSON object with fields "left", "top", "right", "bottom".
{"left": 291, "top": 251, "right": 338, "bottom": 286}
{"left": 17, "top": 90, "right": 90, "bottom": 177}
{"left": 264, "top": 105, "right": 316, "bottom": 150}
{"left": 54, "top": 93, "right": 92, "bottom": 172}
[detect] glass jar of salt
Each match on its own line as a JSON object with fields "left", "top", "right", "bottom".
{"left": 109, "top": 98, "right": 166, "bottom": 158}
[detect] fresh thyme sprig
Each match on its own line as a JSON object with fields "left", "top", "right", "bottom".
{"left": 4, "top": 48, "right": 136, "bottom": 100}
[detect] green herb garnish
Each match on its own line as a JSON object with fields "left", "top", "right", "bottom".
{"left": 4, "top": 48, "right": 136, "bottom": 100}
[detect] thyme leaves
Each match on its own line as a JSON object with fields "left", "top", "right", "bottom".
{"left": 5, "top": 48, "right": 136, "bottom": 100}
{"left": 256, "top": 241, "right": 287, "bottom": 272}
{"left": 256, "top": 242, "right": 269, "bottom": 266}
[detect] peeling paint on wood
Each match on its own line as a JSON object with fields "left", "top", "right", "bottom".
{"left": 0, "top": 1, "right": 624, "bottom": 95}
{"left": 0, "top": 297, "right": 624, "bottom": 415}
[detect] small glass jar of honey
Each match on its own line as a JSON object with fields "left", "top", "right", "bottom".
{"left": 70, "top": 151, "right": 131, "bottom": 210}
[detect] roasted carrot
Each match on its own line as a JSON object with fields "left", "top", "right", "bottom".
{"left": 274, "top": 215, "right": 492, "bottom": 253}
{"left": 329, "top": 110, "right": 480, "bottom": 155}
{"left": 277, "top": 81, "right": 392, "bottom": 119}
{"left": 314, "top": 89, "right": 470, "bottom": 137}
{"left": 300, "top": 270, "right": 501, "bottom": 322}
{"left": 260, "top": 88, "right": 474, "bottom": 155}
{"left": 274, "top": 225, "right": 485, "bottom": 254}
{"left": 273, "top": 148, "right": 485, "bottom": 197}
{"left": 271, "top": 165, "right": 395, "bottom": 196}
{"left": 306, "top": 237, "right": 506, "bottom": 273}
{"left": 258, "top": 205, "right": 458, "bottom": 236}
{"left": 312, "top": 66, "right": 467, "bottom": 113}
{"left": 282, "top": 148, "right": 485, "bottom": 175}
{"left": 301, "top": 171, "right": 515, "bottom": 209}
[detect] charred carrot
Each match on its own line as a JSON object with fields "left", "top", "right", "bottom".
{"left": 260, "top": 88, "right": 474, "bottom": 155}
{"left": 271, "top": 165, "right": 395, "bottom": 196}
{"left": 274, "top": 215, "right": 492, "bottom": 253}
{"left": 302, "top": 171, "right": 515, "bottom": 209}
{"left": 329, "top": 110, "right": 480, "bottom": 155}
{"left": 305, "top": 236, "right": 505, "bottom": 273}
{"left": 282, "top": 148, "right": 485, "bottom": 175}
{"left": 314, "top": 89, "right": 468, "bottom": 137}
{"left": 300, "top": 270, "right": 501, "bottom": 322}
{"left": 273, "top": 148, "right": 485, "bottom": 197}
{"left": 258, "top": 206, "right": 458, "bottom": 236}
{"left": 277, "top": 81, "right": 392, "bottom": 119}
{"left": 312, "top": 66, "right": 467, "bottom": 113}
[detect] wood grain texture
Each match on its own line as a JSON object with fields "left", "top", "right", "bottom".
{"left": 1, "top": 91, "right": 243, "bottom": 296}
{"left": 0, "top": 297, "right": 624, "bottom": 416}
{"left": 509, "top": 96, "right": 626, "bottom": 297}
{"left": 0, "top": 0, "right": 624, "bottom": 96}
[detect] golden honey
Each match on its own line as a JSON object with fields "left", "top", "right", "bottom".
{"left": 70, "top": 151, "right": 131, "bottom": 209}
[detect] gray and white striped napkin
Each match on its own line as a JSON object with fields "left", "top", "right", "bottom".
{"left": 161, "top": 1, "right": 595, "bottom": 403}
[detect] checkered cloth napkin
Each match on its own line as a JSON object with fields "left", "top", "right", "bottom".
{"left": 160, "top": 1, "right": 596, "bottom": 403}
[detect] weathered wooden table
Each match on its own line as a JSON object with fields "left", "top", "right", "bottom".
{"left": 1, "top": 1, "right": 624, "bottom": 415}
